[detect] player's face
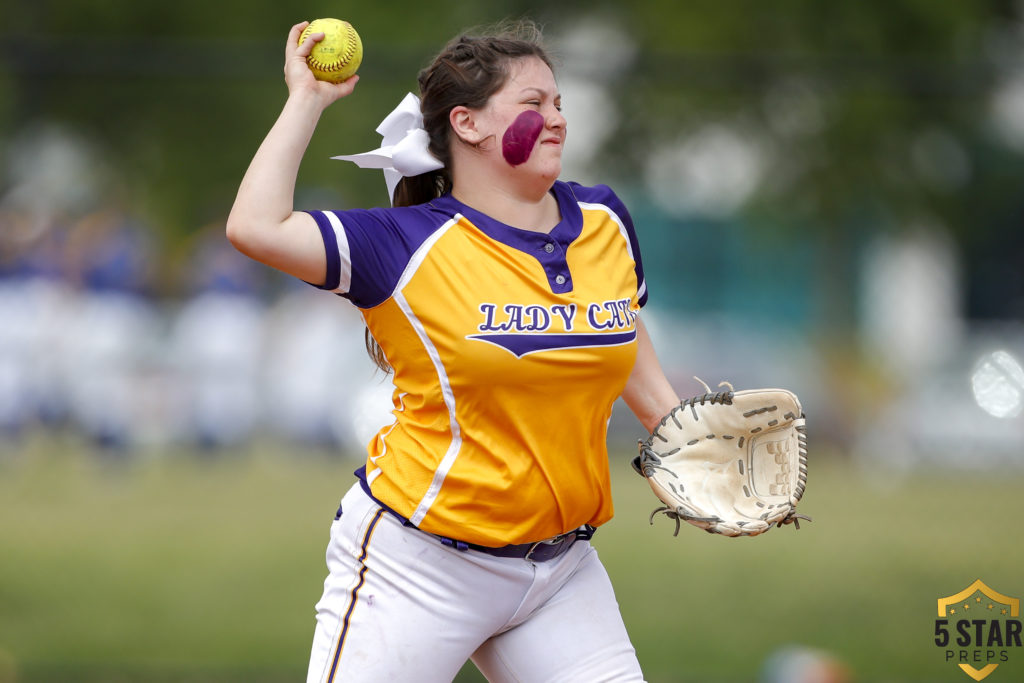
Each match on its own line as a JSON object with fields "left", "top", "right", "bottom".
{"left": 477, "top": 56, "right": 566, "bottom": 179}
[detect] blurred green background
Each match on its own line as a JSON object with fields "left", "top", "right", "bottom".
{"left": 2, "top": 437, "right": 1022, "bottom": 682}
{"left": 3, "top": 1, "right": 1024, "bottom": 681}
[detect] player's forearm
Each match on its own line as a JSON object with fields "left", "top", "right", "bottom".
{"left": 623, "top": 373, "right": 680, "bottom": 433}
{"left": 622, "top": 318, "right": 680, "bottom": 432}
{"left": 226, "top": 92, "right": 324, "bottom": 248}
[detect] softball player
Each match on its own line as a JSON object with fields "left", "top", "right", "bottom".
{"left": 227, "top": 19, "right": 680, "bottom": 682}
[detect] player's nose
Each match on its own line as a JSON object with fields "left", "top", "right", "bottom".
{"left": 546, "top": 106, "right": 566, "bottom": 131}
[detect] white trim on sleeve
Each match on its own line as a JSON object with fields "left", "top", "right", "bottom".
{"left": 323, "top": 211, "right": 353, "bottom": 294}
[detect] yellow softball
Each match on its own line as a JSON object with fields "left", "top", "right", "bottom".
{"left": 299, "top": 18, "right": 362, "bottom": 83}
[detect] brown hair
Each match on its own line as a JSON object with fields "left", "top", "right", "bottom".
{"left": 393, "top": 18, "right": 554, "bottom": 208}
{"left": 365, "top": 19, "right": 555, "bottom": 372}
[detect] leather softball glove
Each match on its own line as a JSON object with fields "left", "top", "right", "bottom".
{"left": 633, "top": 383, "right": 809, "bottom": 537}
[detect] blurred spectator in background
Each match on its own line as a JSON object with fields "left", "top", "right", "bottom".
{"left": 169, "top": 223, "right": 267, "bottom": 452}
{"left": 62, "top": 199, "right": 161, "bottom": 451}
{"left": 261, "top": 278, "right": 379, "bottom": 451}
{"left": 0, "top": 202, "right": 81, "bottom": 436}
{"left": 0, "top": 207, "right": 59, "bottom": 437}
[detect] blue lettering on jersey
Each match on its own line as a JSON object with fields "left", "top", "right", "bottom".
{"left": 470, "top": 300, "right": 635, "bottom": 357}
{"left": 523, "top": 305, "right": 550, "bottom": 331}
{"left": 479, "top": 303, "right": 559, "bottom": 333}
{"left": 551, "top": 304, "right": 577, "bottom": 331}
{"left": 587, "top": 300, "right": 638, "bottom": 330}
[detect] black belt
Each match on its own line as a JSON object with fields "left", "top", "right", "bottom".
{"left": 343, "top": 477, "right": 596, "bottom": 563}
{"left": 438, "top": 525, "right": 596, "bottom": 562}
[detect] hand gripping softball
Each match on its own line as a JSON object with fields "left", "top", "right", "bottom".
{"left": 633, "top": 383, "right": 809, "bottom": 537}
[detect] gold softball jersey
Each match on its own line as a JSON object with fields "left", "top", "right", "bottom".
{"left": 306, "top": 181, "right": 647, "bottom": 547}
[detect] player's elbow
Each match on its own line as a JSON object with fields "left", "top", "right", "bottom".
{"left": 225, "top": 214, "right": 262, "bottom": 258}
{"left": 225, "top": 216, "right": 245, "bottom": 249}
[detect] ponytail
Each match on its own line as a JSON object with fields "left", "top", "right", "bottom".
{"left": 392, "top": 170, "right": 451, "bottom": 208}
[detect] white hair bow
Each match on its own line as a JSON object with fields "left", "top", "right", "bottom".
{"left": 332, "top": 92, "right": 445, "bottom": 205}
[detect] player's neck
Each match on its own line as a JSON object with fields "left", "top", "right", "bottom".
{"left": 452, "top": 182, "right": 560, "bottom": 233}
{"left": 450, "top": 165, "right": 560, "bottom": 233}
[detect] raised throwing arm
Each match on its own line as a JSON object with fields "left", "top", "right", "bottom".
{"left": 225, "top": 21, "right": 358, "bottom": 285}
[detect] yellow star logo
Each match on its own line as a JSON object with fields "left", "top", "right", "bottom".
{"left": 937, "top": 581, "right": 1021, "bottom": 682}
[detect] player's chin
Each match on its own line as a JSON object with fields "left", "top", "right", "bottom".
{"left": 534, "top": 160, "right": 562, "bottom": 183}
{"left": 535, "top": 147, "right": 563, "bottom": 175}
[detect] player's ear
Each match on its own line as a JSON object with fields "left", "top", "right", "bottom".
{"left": 450, "top": 106, "right": 484, "bottom": 145}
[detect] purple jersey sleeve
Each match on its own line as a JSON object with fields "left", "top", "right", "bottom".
{"left": 305, "top": 205, "right": 449, "bottom": 309}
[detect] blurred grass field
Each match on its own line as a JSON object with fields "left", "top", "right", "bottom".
{"left": 2, "top": 432, "right": 1023, "bottom": 683}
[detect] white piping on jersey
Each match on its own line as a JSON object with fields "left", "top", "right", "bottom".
{"left": 388, "top": 215, "right": 463, "bottom": 527}
{"left": 323, "top": 211, "right": 353, "bottom": 293}
{"left": 577, "top": 201, "right": 647, "bottom": 302}
{"left": 360, "top": 304, "right": 392, "bottom": 486}
{"left": 366, "top": 391, "right": 407, "bottom": 486}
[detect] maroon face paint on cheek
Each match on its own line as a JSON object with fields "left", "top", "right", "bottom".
{"left": 501, "top": 110, "right": 545, "bottom": 166}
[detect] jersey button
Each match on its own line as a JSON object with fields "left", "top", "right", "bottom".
{"left": 543, "top": 243, "right": 555, "bottom": 253}
{"left": 555, "top": 274, "right": 566, "bottom": 285}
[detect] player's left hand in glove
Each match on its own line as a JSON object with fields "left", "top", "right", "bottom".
{"left": 633, "top": 382, "right": 809, "bottom": 537}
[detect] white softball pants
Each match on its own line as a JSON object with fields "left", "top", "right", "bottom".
{"left": 306, "top": 483, "right": 646, "bottom": 683}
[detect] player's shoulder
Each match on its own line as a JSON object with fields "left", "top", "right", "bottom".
{"left": 557, "top": 180, "right": 628, "bottom": 212}
{"left": 322, "top": 201, "right": 449, "bottom": 229}
{"left": 305, "top": 200, "right": 461, "bottom": 308}
{"left": 308, "top": 200, "right": 456, "bottom": 245}
{"left": 557, "top": 180, "right": 633, "bottom": 225}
